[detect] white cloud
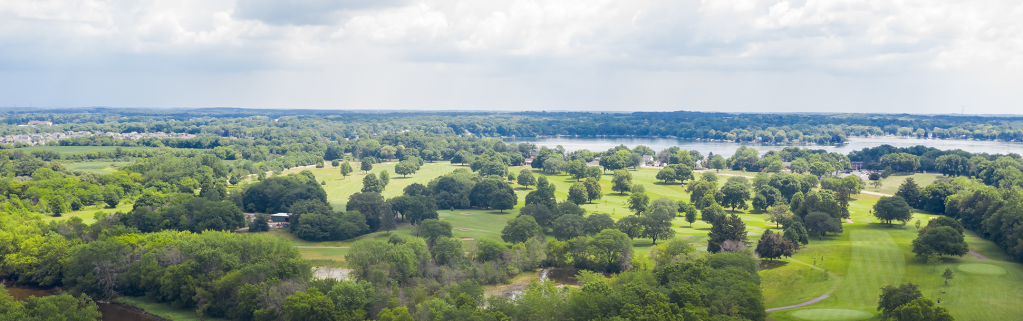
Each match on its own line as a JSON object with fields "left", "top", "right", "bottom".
{"left": 0, "top": 0, "right": 1021, "bottom": 111}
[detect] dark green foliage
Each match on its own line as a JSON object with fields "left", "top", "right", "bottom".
{"left": 586, "top": 213, "right": 616, "bottom": 235}
{"left": 912, "top": 226, "right": 968, "bottom": 258}
{"left": 418, "top": 219, "right": 452, "bottom": 244}
{"left": 346, "top": 192, "right": 391, "bottom": 232}
{"left": 469, "top": 178, "right": 517, "bottom": 212}
{"left": 553, "top": 214, "right": 587, "bottom": 241}
{"left": 896, "top": 178, "right": 921, "bottom": 208}
{"left": 501, "top": 215, "right": 543, "bottom": 243}
{"left": 878, "top": 283, "right": 922, "bottom": 320}
{"left": 919, "top": 182, "right": 958, "bottom": 213}
{"left": 519, "top": 204, "right": 555, "bottom": 230}
{"left": 707, "top": 214, "right": 747, "bottom": 253}
{"left": 388, "top": 195, "right": 438, "bottom": 225}
{"left": 804, "top": 212, "right": 842, "bottom": 240}
{"left": 243, "top": 174, "right": 328, "bottom": 214}
{"left": 755, "top": 229, "right": 794, "bottom": 260}
{"left": 874, "top": 196, "right": 913, "bottom": 225}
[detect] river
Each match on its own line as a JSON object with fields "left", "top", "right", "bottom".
{"left": 503, "top": 136, "right": 1023, "bottom": 157}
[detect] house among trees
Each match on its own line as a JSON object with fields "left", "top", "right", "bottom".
{"left": 27, "top": 120, "right": 52, "bottom": 126}
{"left": 270, "top": 213, "right": 291, "bottom": 222}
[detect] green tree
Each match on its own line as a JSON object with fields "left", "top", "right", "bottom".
{"left": 377, "top": 306, "right": 415, "bottom": 321}
{"left": 568, "top": 182, "right": 589, "bottom": 205}
{"left": 627, "top": 185, "right": 650, "bottom": 215}
{"left": 418, "top": 219, "right": 452, "bottom": 244}
{"left": 432, "top": 237, "right": 463, "bottom": 265}
{"left": 642, "top": 211, "right": 675, "bottom": 245}
{"left": 912, "top": 226, "right": 968, "bottom": 258}
{"left": 360, "top": 157, "right": 374, "bottom": 173}
{"left": 612, "top": 169, "right": 632, "bottom": 194}
{"left": 755, "top": 229, "right": 794, "bottom": 260}
{"left": 890, "top": 297, "right": 954, "bottom": 321}
{"left": 566, "top": 214, "right": 605, "bottom": 237}
{"left": 589, "top": 229, "right": 632, "bottom": 272}
{"left": 874, "top": 196, "right": 913, "bottom": 225}
{"left": 767, "top": 204, "right": 790, "bottom": 228}
{"left": 362, "top": 173, "right": 383, "bottom": 193}
{"left": 394, "top": 161, "right": 415, "bottom": 177}
{"left": 720, "top": 182, "right": 751, "bottom": 211}
{"left": 553, "top": 214, "right": 587, "bottom": 241}
{"left": 877, "top": 283, "right": 922, "bottom": 320}
{"left": 340, "top": 161, "right": 353, "bottom": 179}
{"left": 103, "top": 187, "right": 121, "bottom": 208}
{"left": 805, "top": 212, "right": 842, "bottom": 240}
{"left": 656, "top": 167, "right": 676, "bottom": 183}
{"left": 789, "top": 158, "right": 810, "bottom": 174}
{"left": 809, "top": 161, "right": 834, "bottom": 178}
{"left": 896, "top": 178, "right": 921, "bottom": 208}
{"left": 18, "top": 292, "right": 102, "bottom": 321}
{"left": 942, "top": 268, "right": 954, "bottom": 285}
{"left": 517, "top": 168, "right": 536, "bottom": 187}
{"left": 502, "top": 215, "right": 543, "bottom": 243}
{"left": 583, "top": 177, "right": 602, "bottom": 202}
{"left": 707, "top": 214, "right": 748, "bottom": 253}
{"left": 283, "top": 289, "right": 338, "bottom": 321}
{"left": 49, "top": 194, "right": 69, "bottom": 216}
{"left": 935, "top": 154, "right": 969, "bottom": 177}
{"left": 379, "top": 170, "right": 390, "bottom": 187}
{"left": 709, "top": 154, "right": 727, "bottom": 172}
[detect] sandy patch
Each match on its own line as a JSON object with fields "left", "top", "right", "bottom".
{"left": 461, "top": 238, "right": 475, "bottom": 241}
{"left": 459, "top": 212, "right": 474, "bottom": 215}
{"left": 312, "top": 268, "right": 352, "bottom": 280}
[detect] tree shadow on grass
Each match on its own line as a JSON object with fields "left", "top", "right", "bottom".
{"left": 862, "top": 222, "right": 912, "bottom": 231}
{"left": 759, "top": 260, "right": 790, "bottom": 271}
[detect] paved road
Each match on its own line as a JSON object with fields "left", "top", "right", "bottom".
{"left": 969, "top": 249, "right": 990, "bottom": 260}
{"left": 294, "top": 246, "right": 350, "bottom": 249}
{"left": 861, "top": 190, "right": 892, "bottom": 197}
{"left": 766, "top": 295, "right": 831, "bottom": 312}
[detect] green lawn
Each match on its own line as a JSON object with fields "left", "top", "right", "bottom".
{"left": 62, "top": 161, "right": 133, "bottom": 173}
{"left": 114, "top": 296, "right": 227, "bottom": 321}
{"left": 42, "top": 203, "right": 133, "bottom": 224}
{"left": 764, "top": 194, "right": 1023, "bottom": 320}
{"left": 868, "top": 173, "right": 940, "bottom": 195}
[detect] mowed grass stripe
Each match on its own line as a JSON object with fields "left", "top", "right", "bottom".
{"left": 832, "top": 230, "right": 904, "bottom": 310}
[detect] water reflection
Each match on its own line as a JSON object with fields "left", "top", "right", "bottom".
{"left": 504, "top": 137, "right": 1023, "bottom": 157}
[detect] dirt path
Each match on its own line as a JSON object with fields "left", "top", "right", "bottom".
{"left": 969, "top": 249, "right": 991, "bottom": 260}
{"left": 861, "top": 190, "right": 892, "bottom": 197}
{"left": 294, "top": 246, "right": 350, "bottom": 249}
{"left": 765, "top": 295, "right": 831, "bottom": 312}
{"left": 846, "top": 218, "right": 853, "bottom": 223}
{"left": 765, "top": 258, "right": 844, "bottom": 312}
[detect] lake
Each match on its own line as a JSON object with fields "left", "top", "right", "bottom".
{"left": 503, "top": 136, "right": 1023, "bottom": 157}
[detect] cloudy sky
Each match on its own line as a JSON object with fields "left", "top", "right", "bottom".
{"left": 1, "top": 0, "right": 1021, "bottom": 113}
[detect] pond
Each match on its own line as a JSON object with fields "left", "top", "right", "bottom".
{"left": 3, "top": 281, "right": 163, "bottom": 321}
{"left": 503, "top": 136, "right": 1023, "bottom": 157}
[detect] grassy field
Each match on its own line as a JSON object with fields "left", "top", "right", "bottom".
{"left": 42, "top": 203, "right": 133, "bottom": 224}
{"left": 115, "top": 296, "right": 226, "bottom": 321}
{"left": 62, "top": 161, "right": 133, "bottom": 173}
{"left": 867, "top": 173, "right": 941, "bottom": 195}
{"left": 16, "top": 146, "right": 156, "bottom": 153}
{"left": 762, "top": 194, "right": 1023, "bottom": 320}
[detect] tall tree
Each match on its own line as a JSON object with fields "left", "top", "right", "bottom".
{"left": 896, "top": 178, "right": 921, "bottom": 208}
{"left": 340, "top": 161, "right": 353, "bottom": 179}
{"left": 912, "top": 226, "right": 968, "bottom": 258}
{"left": 568, "top": 183, "right": 589, "bottom": 205}
{"left": 583, "top": 177, "right": 602, "bottom": 202}
{"left": 755, "top": 229, "right": 794, "bottom": 260}
{"left": 720, "top": 182, "right": 751, "bottom": 212}
{"left": 707, "top": 214, "right": 748, "bottom": 253}
{"left": 873, "top": 196, "right": 913, "bottom": 226}
{"left": 612, "top": 169, "right": 632, "bottom": 194}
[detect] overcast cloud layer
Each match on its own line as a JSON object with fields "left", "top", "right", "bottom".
{"left": 1, "top": 0, "right": 1021, "bottom": 113}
